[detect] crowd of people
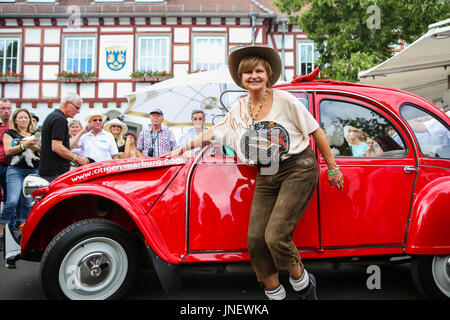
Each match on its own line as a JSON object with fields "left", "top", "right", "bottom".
{"left": 0, "top": 93, "right": 207, "bottom": 245}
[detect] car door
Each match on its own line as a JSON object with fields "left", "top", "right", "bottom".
{"left": 188, "top": 91, "right": 321, "bottom": 253}
{"left": 316, "top": 93, "right": 416, "bottom": 248}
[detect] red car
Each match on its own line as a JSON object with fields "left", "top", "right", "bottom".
{"left": 5, "top": 79, "right": 450, "bottom": 300}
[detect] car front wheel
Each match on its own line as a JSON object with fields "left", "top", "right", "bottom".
{"left": 411, "top": 255, "right": 450, "bottom": 300}
{"left": 40, "top": 219, "right": 138, "bottom": 300}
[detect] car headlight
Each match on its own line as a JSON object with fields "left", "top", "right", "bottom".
{"left": 22, "top": 174, "right": 49, "bottom": 200}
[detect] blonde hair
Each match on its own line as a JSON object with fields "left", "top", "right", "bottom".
{"left": 237, "top": 56, "right": 273, "bottom": 88}
{"left": 105, "top": 124, "right": 126, "bottom": 147}
{"left": 10, "top": 108, "right": 35, "bottom": 134}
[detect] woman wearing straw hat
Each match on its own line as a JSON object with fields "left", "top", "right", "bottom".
{"left": 104, "top": 118, "right": 128, "bottom": 158}
{"left": 165, "top": 45, "right": 343, "bottom": 300}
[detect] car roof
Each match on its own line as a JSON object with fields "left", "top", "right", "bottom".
{"left": 275, "top": 79, "right": 448, "bottom": 123}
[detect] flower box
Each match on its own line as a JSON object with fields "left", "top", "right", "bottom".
{"left": 130, "top": 70, "right": 173, "bottom": 82}
{"left": 57, "top": 77, "right": 98, "bottom": 83}
{"left": 131, "top": 76, "right": 172, "bottom": 82}
{"left": 0, "top": 77, "right": 22, "bottom": 83}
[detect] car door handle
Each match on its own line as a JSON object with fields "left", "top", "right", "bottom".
{"left": 404, "top": 166, "right": 418, "bottom": 174}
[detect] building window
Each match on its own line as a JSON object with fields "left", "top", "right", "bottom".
{"left": 137, "top": 36, "right": 170, "bottom": 72}
{"left": 192, "top": 35, "right": 226, "bottom": 71}
{"left": 63, "top": 37, "right": 95, "bottom": 73}
{"left": 0, "top": 38, "right": 20, "bottom": 74}
{"left": 297, "top": 41, "right": 318, "bottom": 76}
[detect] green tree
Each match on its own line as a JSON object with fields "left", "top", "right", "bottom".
{"left": 274, "top": 0, "right": 450, "bottom": 82}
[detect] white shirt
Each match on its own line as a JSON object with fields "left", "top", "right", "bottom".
{"left": 212, "top": 89, "right": 319, "bottom": 164}
{"left": 78, "top": 130, "right": 119, "bottom": 162}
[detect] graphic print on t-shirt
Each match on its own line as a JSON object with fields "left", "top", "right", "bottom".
{"left": 240, "top": 121, "right": 290, "bottom": 165}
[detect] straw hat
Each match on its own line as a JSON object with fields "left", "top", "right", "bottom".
{"left": 104, "top": 118, "right": 128, "bottom": 133}
{"left": 85, "top": 110, "right": 107, "bottom": 124}
{"left": 228, "top": 45, "right": 282, "bottom": 89}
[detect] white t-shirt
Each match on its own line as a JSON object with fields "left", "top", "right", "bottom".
{"left": 212, "top": 89, "right": 319, "bottom": 164}
{"left": 78, "top": 130, "right": 119, "bottom": 162}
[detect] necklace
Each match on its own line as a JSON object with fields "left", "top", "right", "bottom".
{"left": 248, "top": 89, "right": 268, "bottom": 128}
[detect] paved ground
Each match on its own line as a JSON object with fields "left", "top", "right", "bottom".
{"left": 0, "top": 255, "right": 423, "bottom": 300}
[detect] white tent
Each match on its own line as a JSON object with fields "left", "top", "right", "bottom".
{"left": 124, "top": 66, "right": 244, "bottom": 127}
{"left": 359, "top": 19, "right": 450, "bottom": 110}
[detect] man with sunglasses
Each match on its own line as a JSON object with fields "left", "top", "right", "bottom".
{"left": 39, "top": 92, "right": 90, "bottom": 182}
{"left": 77, "top": 111, "right": 118, "bottom": 162}
{"left": 178, "top": 110, "right": 206, "bottom": 156}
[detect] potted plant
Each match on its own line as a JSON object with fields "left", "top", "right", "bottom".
{"left": 57, "top": 70, "right": 98, "bottom": 82}
{"left": 130, "top": 70, "right": 173, "bottom": 82}
{"left": 0, "top": 71, "right": 24, "bottom": 82}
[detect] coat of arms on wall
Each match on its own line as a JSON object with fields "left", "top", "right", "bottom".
{"left": 106, "top": 46, "right": 126, "bottom": 71}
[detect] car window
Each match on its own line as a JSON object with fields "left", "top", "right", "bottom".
{"left": 320, "top": 99, "right": 406, "bottom": 158}
{"left": 400, "top": 104, "right": 450, "bottom": 159}
{"left": 289, "top": 91, "right": 310, "bottom": 112}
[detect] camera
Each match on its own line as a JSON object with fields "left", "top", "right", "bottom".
{"left": 147, "top": 147, "right": 154, "bottom": 157}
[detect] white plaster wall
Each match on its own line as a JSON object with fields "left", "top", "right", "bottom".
{"left": 229, "top": 28, "right": 252, "bottom": 43}
{"left": 4, "top": 84, "right": 20, "bottom": 99}
{"left": 25, "top": 29, "right": 41, "bottom": 44}
{"left": 43, "top": 65, "right": 59, "bottom": 80}
{"left": 44, "top": 29, "right": 61, "bottom": 44}
{"left": 98, "top": 82, "right": 114, "bottom": 98}
{"left": 42, "top": 83, "right": 59, "bottom": 98}
{"left": 117, "top": 82, "right": 133, "bottom": 98}
{"left": 23, "top": 65, "right": 40, "bottom": 80}
{"left": 80, "top": 83, "right": 96, "bottom": 99}
{"left": 24, "top": 47, "right": 40, "bottom": 62}
{"left": 173, "top": 46, "right": 189, "bottom": 61}
{"left": 22, "top": 83, "right": 39, "bottom": 99}
{"left": 43, "top": 47, "right": 60, "bottom": 62}
{"left": 174, "top": 28, "right": 190, "bottom": 43}
{"left": 173, "top": 64, "right": 189, "bottom": 77}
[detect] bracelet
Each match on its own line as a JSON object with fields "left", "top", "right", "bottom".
{"left": 72, "top": 154, "right": 77, "bottom": 163}
{"left": 20, "top": 144, "right": 25, "bottom": 151}
{"left": 327, "top": 166, "right": 340, "bottom": 175}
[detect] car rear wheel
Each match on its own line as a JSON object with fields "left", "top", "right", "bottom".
{"left": 40, "top": 219, "right": 138, "bottom": 300}
{"left": 411, "top": 255, "right": 450, "bottom": 300}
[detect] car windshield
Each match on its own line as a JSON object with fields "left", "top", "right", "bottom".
{"left": 400, "top": 104, "right": 450, "bottom": 159}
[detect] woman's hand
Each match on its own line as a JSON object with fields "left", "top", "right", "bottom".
{"left": 22, "top": 137, "right": 40, "bottom": 149}
{"left": 328, "top": 171, "right": 344, "bottom": 190}
{"left": 162, "top": 146, "right": 185, "bottom": 158}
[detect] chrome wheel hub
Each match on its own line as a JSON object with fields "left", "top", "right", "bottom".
{"left": 58, "top": 237, "right": 128, "bottom": 300}
{"left": 79, "top": 253, "right": 111, "bottom": 286}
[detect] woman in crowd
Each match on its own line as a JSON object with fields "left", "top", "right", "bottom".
{"left": 0, "top": 109, "right": 40, "bottom": 238}
{"left": 344, "top": 125, "right": 369, "bottom": 157}
{"left": 122, "top": 131, "right": 138, "bottom": 158}
{"left": 68, "top": 120, "right": 84, "bottom": 156}
{"left": 165, "top": 45, "right": 344, "bottom": 300}
{"left": 104, "top": 118, "right": 128, "bottom": 158}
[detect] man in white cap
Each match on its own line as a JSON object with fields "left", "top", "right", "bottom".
{"left": 78, "top": 111, "right": 118, "bottom": 162}
{"left": 136, "top": 108, "right": 176, "bottom": 157}
{"left": 39, "top": 92, "right": 90, "bottom": 182}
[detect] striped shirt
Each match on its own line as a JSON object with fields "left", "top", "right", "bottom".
{"left": 137, "top": 127, "right": 176, "bottom": 157}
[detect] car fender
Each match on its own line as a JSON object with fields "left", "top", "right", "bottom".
{"left": 406, "top": 176, "right": 450, "bottom": 255}
{"left": 21, "top": 184, "right": 181, "bottom": 264}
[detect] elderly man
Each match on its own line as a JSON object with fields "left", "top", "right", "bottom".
{"left": 178, "top": 109, "right": 206, "bottom": 156}
{"left": 39, "top": 92, "right": 90, "bottom": 182}
{"left": 78, "top": 110, "right": 118, "bottom": 162}
{"left": 136, "top": 108, "right": 176, "bottom": 157}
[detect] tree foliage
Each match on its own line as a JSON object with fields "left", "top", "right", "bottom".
{"left": 274, "top": 0, "right": 450, "bottom": 82}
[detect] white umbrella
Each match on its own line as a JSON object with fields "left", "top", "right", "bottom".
{"left": 359, "top": 19, "right": 450, "bottom": 109}
{"left": 124, "top": 66, "right": 245, "bottom": 126}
